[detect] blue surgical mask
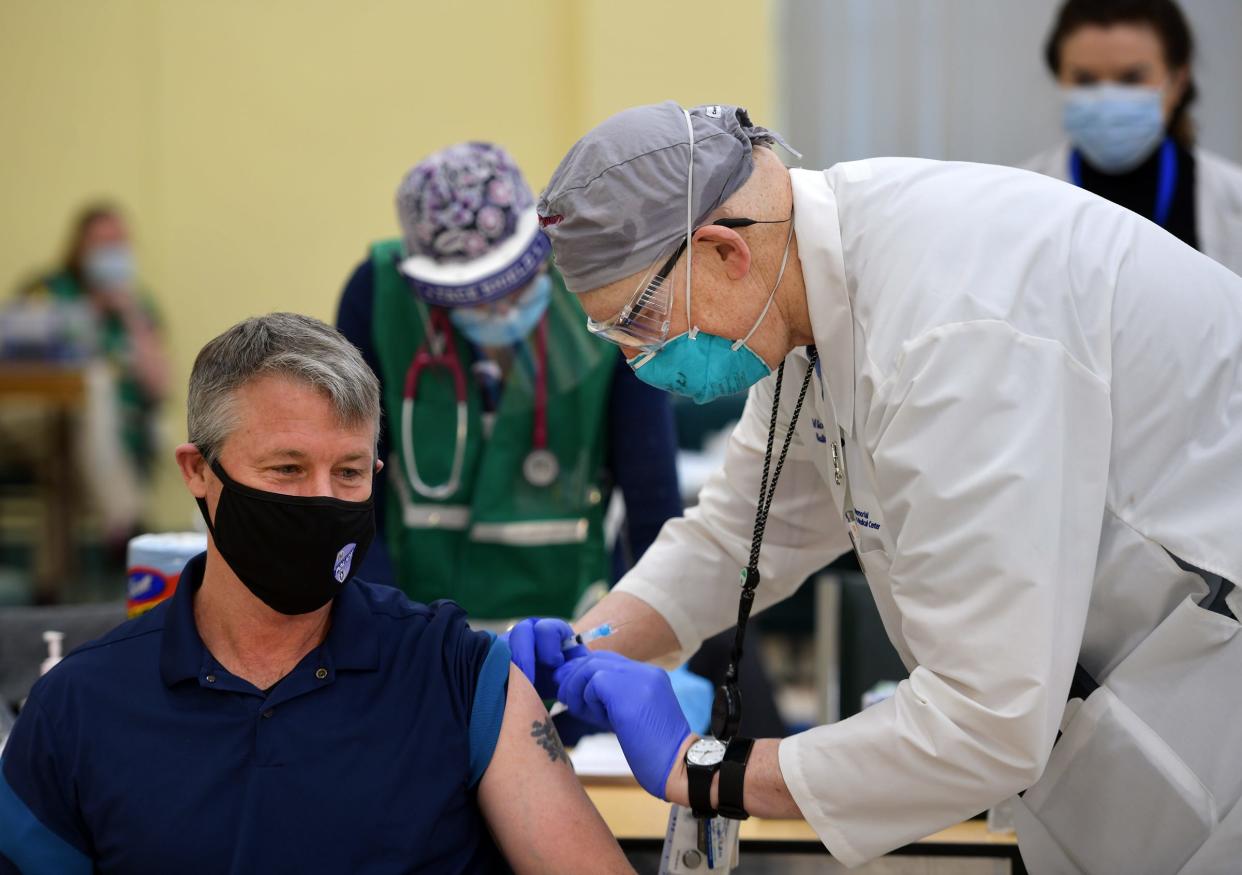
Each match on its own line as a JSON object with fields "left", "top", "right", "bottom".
{"left": 450, "top": 273, "right": 552, "bottom": 348}
{"left": 1062, "top": 84, "right": 1166, "bottom": 173}
{"left": 82, "top": 245, "right": 136, "bottom": 289}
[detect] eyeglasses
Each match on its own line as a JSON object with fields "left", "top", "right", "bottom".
{"left": 585, "top": 216, "right": 791, "bottom": 352}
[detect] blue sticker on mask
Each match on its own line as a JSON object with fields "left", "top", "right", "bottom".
{"left": 334, "top": 543, "right": 356, "bottom": 583}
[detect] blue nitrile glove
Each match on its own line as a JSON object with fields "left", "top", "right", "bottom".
{"left": 554, "top": 651, "right": 693, "bottom": 799}
{"left": 667, "top": 664, "right": 714, "bottom": 735}
{"left": 505, "top": 617, "right": 589, "bottom": 700}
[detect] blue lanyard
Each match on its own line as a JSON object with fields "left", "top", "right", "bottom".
{"left": 1069, "top": 138, "right": 1178, "bottom": 228}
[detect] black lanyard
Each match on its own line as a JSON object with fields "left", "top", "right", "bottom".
{"left": 711, "top": 346, "right": 819, "bottom": 741}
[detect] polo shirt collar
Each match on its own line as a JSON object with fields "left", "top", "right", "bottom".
{"left": 790, "top": 167, "right": 856, "bottom": 436}
{"left": 159, "top": 551, "right": 209, "bottom": 687}
{"left": 159, "top": 553, "right": 379, "bottom": 688}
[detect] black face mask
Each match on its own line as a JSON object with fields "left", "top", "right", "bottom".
{"left": 196, "top": 458, "right": 376, "bottom": 615}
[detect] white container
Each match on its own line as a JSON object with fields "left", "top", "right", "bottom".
{"left": 40, "top": 630, "right": 64, "bottom": 676}
{"left": 126, "top": 532, "right": 207, "bottom": 617}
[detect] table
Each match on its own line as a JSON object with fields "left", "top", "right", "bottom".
{"left": 0, "top": 363, "right": 87, "bottom": 603}
{"left": 584, "top": 780, "right": 1025, "bottom": 873}
{"left": 0, "top": 365, "right": 88, "bottom": 407}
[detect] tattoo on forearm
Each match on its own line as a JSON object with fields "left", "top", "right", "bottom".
{"left": 531, "top": 718, "right": 569, "bottom": 764}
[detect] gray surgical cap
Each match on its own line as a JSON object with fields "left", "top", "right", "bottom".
{"left": 536, "top": 101, "right": 790, "bottom": 294}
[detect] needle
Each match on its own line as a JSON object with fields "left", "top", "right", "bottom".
{"left": 561, "top": 620, "right": 628, "bottom": 651}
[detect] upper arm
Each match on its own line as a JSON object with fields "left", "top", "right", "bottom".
{"left": 477, "top": 666, "right": 632, "bottom": 875}
{"left": 139, "top": 290, "right": 163, "bottom": 328}
{"left": 0, "top": 697, "right": 93, "bottom": 874}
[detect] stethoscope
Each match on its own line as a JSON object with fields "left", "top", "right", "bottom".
{"left": 401, "top": 306, "right": 557, "bottom": 500}
{"left": 1069, "top": 137, "right": 1178, "bottom": 228}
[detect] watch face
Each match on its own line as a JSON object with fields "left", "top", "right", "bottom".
{"left": 687, "top": 737, "right": 727, "bottom": 767}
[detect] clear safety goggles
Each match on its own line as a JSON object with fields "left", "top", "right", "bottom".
{"left": 584, "top": 215, "right": 785, "bottom": 352}
{"left": 585, "top": 238, "right": 686, "bottom": 351}
{"left": 586, "top": 108, "right": 698, "bottom": 354}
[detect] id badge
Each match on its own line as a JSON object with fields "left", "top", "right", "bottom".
{"left": 659, "top": 805, "right": 741, "bottom": 873}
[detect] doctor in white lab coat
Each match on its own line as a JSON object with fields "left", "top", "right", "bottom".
{"left": 513, "top": 102, "right": 1242, "bottom": 874}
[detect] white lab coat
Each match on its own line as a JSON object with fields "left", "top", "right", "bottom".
{"left": 1024, "top": 142, "right": 1242, "bottom": 277}
{"left": 616, "top": 161, "right": 1242, "bottom": 873}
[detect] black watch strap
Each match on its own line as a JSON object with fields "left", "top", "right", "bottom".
{"left": 688, "top": 759, "right": 718, "bottom": 819}
{"left": 717, "top": 737, "right": 754, "bottom": 820}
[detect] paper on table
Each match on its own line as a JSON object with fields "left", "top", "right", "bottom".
{"left": 568, "top": 733, "right": 634, "bottom": 778}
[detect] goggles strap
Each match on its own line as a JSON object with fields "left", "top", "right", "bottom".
{"left": 631, "top": 349, "right": 658, "bottom": 370}
{"left": 731, "top": 211, "right": 796, "bottom": 353}
{"left": 682, "top": 109, "right": 698, "bottom": 340}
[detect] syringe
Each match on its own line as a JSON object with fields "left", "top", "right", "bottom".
{"left": 549, "top": 622, "right": 629, "bottom": 718}
{"left": 561, "top": 621, "right": 625, "bottom": 651}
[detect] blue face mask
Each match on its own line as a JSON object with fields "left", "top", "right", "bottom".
{"left": 450, "top": 273, "right": 551, "bottom": 348}
{"left": 631, "top": 331, "right": 771, "bottom": 405}
{"left": 1062, "top": 84, "right": 1166, "bottom": 173}
{"left": 82, "top": 245, "right": 136, "bottom": 289}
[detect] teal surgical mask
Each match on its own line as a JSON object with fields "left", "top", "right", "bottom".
{"left": 631, "top": 331, "right": 772, "bottom": 404}
{"left": 629, "top": 215, "right": 795, "bottom": 405}
{"left": 450, "top": 273, "right": 552, "bottom": 348}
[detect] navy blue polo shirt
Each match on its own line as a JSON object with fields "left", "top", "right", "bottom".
{"left": 0, "top": 554, "right": 512, "bottom": 874}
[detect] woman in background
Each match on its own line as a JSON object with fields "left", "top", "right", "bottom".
{"left": 19, "top": 204, "right": 169, "bottom": 545}
{"left": 1025, "top": 0, "right": 1242, "bottom": 275}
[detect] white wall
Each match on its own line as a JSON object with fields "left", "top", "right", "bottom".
{"left": 776, "top": 0, "right": 1242, "bottom": 169}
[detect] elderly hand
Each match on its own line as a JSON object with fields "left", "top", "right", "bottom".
{"left": 504, "top": 617, "right": 588, "bottom": 700}
{"left": 554, "top": 651, "right": 692, "bottom": 799}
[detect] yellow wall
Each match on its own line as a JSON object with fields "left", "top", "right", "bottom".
{"left": 0, "top": 0, "right": 775, "bottom": 528}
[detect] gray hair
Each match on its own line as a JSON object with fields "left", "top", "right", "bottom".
{"left": 188, "top": 312, "right": 381, "bottom": 463}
